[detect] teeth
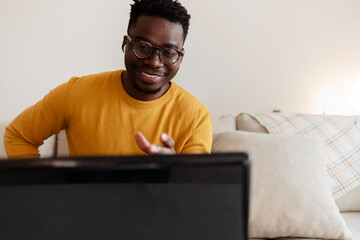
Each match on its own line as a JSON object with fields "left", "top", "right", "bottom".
{"left": 142, "top": 72, "right": 160, "bottom": 78}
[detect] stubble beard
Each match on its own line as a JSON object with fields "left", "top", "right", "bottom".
{"left": 133, "top": 81, "right": 163, "bottom": 95}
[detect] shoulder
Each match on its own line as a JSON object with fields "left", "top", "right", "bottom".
{"left": 66, "top": 70, "right": 123, "bottom": 97}
{"left": 170, "top": 82, "right": 210, "bottom": 117}
{"left": 63, "top": 70, "right": 123, "bottom": 102}
{"left": 69, "top": 70, "right": 123, "bottom": 87}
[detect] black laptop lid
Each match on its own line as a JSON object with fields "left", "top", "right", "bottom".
{"left": 0, "top": 153, "right": 250, "bottom": 240}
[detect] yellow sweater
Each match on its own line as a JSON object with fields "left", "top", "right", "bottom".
{"left": 5, "top": 70, "right": 212, "bottom": 158}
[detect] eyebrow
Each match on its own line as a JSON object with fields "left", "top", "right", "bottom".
{"left": 134, "top": 36, "right": 182, "bottom": 50}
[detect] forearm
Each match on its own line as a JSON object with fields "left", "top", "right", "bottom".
{"left": 4, "top": 104, "right": 64, "bottom": 159}
{"left": 4, "top": 80, "right": 72, "bottom": 159}
{"left": 4, "top": 124, "right": 41, "bottom": 159}
{"left": 4, "top": 104, "right": 50, "bottom": 158}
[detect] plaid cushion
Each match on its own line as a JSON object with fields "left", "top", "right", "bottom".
{"left": 251, "top": 113, "right": 360, "bottom": 199}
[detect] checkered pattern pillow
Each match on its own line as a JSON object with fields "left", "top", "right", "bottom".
{"left": 251, "top": 113, "right": 360, "bottom": 199}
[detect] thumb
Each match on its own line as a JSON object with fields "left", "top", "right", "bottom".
{"left": 135, "top": 132, "right": 152, "bottom": 153}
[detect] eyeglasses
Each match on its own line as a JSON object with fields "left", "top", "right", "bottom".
{"left": 126, "top": 35, "right": 184, "bottom": 65}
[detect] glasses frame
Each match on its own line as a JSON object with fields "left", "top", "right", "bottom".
{"left": 126, "top": 35, "right": 184, "bottom": 66}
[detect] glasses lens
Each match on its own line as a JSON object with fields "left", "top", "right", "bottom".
{"left": 160, "top": 49, "right": 180, "bottom": 65}
{"left": 132, "top": 39, "right": 181, "bottom": 65}
{"left": 133, "top": 41, "right": 152, "bottom": 58}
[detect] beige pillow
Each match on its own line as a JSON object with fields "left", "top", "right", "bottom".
{"left": 212, "top": 131, "right": 352, "bottom": 239}
{"left": 236, "top": 113, "right": 268, "bottom": 133}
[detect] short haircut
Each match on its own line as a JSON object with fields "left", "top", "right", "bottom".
{"left": 128, "top": 0, "right": 191, "bottom": 41}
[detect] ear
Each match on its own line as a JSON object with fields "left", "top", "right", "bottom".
{"left": 179, "top": 49, "right": 185, "bottom": 63}
{"left": 122, "top": 35, "right": 128, "bottom": 52}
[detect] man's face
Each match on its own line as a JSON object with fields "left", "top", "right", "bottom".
{"left": 122, "top": 15, "right": 185, "bottom": 101}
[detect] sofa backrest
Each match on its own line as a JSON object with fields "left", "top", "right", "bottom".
{"left": 56, "top": 130, "right": 69, "bottom": 157}
{"left": 211, "top": 114, "right": 236, "bottom": 134}
{"left": 231, "top": 113, "right": 360, "bottom": 212}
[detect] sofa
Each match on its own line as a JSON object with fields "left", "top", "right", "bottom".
{"left": 211, "top": 113, "right": 360, "bottom": 240}
{"left": 1, "top": 112, "right": 359, "bottom": 239}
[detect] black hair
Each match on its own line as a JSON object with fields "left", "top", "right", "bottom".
{"left": 128, "top": 0, "right": 191, "bottom": 41}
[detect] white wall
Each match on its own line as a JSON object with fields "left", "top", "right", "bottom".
{"left": 1, "top": 0, "right": 360, "bottom": 121}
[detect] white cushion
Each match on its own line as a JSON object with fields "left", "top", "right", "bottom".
{"left": 212, "top": 131, "right": 352, "bottom": 239}
{"left": 275, "top": 211, "right": 360, "bottom": 240}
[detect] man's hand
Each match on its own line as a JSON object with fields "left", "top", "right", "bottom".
{"left": 135, "top": 132, "right": 176, "bottom": 155}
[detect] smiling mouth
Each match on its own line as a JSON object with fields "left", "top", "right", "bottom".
{"left": 141, "top": 71, "right": 164, "bottom": 79}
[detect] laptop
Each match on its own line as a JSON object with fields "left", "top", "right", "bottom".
{"left": 0, "top": 153, "right": 250, "bottom": 240}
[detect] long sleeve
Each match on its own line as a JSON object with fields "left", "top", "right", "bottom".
{"left": 4, "top": 70, "right": 213, "bottom": 157}
{"left": 4, "top": 79, "right": 74, "bottom": 159}
{"left": 180, "top": 109, "right": 213, "bottom": 154}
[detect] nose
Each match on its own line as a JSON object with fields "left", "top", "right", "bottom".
{"left": 143, "top": 49, "right": 164, "bottom": 68}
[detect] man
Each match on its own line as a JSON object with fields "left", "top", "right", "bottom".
{"left": 4, "top": 0, "right": 212, "bottom": 158}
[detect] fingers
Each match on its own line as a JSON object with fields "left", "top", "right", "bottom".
{"left": 160, "top": 133, "right": 175, "bottom": 149}
{"left": 134, "top": 132, "right": 163, "bottom": 154}
{"left": 134, "top": 132, "right": 153, "bottom": 154}
{"left": 135, "top": 132, "right": 176, "bottom": 155}
{"left": 156, "top": 145, "right": 176, "bottom": 155}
